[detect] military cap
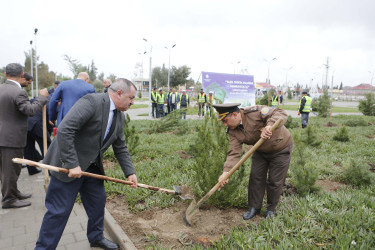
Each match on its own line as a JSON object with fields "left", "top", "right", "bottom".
{"left": 153, "top": 87, "right": 157, "bottom": 90}
{"left": 159, "top": 89, "right": 163, "bottom": 92}
{"left": 302, "top": 91, "right": 308, "bottom": 94}
{"left": 212, "top": 103, "right": 241, "bottom": 121}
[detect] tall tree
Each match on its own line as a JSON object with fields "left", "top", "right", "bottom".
{"left": 152, "top": 65, "right": 168, "bottom": 87}
{"left": 88, "top": 60, "right": 97, "bottom": 82}
{"left": 63, "top": 55, "right": 87, "bottom": 78}
{"left": 107, "top": 74, "right": 117, "bottom": 83}
{"left": 24, "top": 50, "right": 56, "bottom": 89}
{"left": 339, "top": 82, "right": 343, "bottom": 90}
{"left": 170, "top": 65, "right": 191, "bottom": 87}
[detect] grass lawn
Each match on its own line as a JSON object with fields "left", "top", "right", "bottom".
{"left": 104, "top": 115, "right": 375, "bottom": 248}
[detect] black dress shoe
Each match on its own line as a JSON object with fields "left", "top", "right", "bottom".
{"left": 90, "top": 237, "right": 119, "bottom": 250}
{"left": 265, "top": 210, "right": 275, "bottom": 218}
{"left": 2, "top": 200, "right": 31, "bottom": 209}
{"left": 16, "top": 192, "right": 32, "bottom": 200}
{"left": 243, "top": 207, "right": 260, "bottom": 220}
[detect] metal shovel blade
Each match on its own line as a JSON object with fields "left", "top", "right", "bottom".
{"left": 173, "top": 185, "right": 194, "bottom": 200}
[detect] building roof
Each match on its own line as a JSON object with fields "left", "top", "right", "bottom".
{"left": 255, "top": 82, "right": 275, "bottom": 89}
{"left": 350, "top": 83, "right": 375, "bottom": 90}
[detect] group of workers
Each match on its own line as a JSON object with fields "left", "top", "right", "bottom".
{"left": 0, "top": 62, "right": 313, "bottom": 250}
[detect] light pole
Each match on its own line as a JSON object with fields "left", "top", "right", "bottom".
{"left": 231, "top": 61, "right": 240, "bottom": 74}
{"left": 30, "top": 40, "right": 34, "bottom": 98}
{"left": 138, "top": 51, "right": 147, "bottom": 78}
{"left": 143, "top": 38, "right": 153, "bottom": 119}
{"left": 34, "top": 28, "right": 39, "bottom": 94}
{"left": 265, "top": 57, "right": 276, "bottom": 84}
{"left": 369, "top": 70, "right": 375, "bottom": 89}
{"left": 165, "top": 44, "right": 176, "bottom": 90}
{"left": 285, "top": 66, "right": 293, "bottom": 87}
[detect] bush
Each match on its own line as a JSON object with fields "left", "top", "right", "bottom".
{"left": 301, "top": 126, "right": 321, "bottom": 147}
{"left": 137, "top": 91, "right": 142, "bottom": 99}
{"left": 284, "top": 115, "right": 299, "bottom": 129}
{"left": 287, "top": 88, "right": 292, "bottom": 100}
{"left": 358, "top": 93, "right": 375, "bottom": 116}
{"left": 124, "top": 114, "right": 140, "bottom": 154}
{"left": 339, "top": 160, "right": 374, "bottom": 187}
{"left": 256, "top": 94, "right": 269, "bottom": 106}
{"left": 150, "top": 109, "right": 187, "bottom": 134}
{"left": 189, "top": 114, "right": 247, "bottom": 207}
{"left": 344, "top": 118, "right": 368, "bottom": 127}
{"left": 333, "top": 125, "right": 350, "bottom": 142}
{"left": 291, "top": 131, "right": 320, "bottom": 196}
{"left": 314, "top": 90, "right": 330, "bottom": 117}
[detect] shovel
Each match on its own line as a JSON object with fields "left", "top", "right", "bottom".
{"left": 12, "top": 158, "right": 192, "bottom": 200}
{"left": 184, "top": 118, "right": 283, "bottom": 226}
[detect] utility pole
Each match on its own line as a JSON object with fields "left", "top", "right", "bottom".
{"left": 30, "top": 40, "right": 34, "bottom": 98}
{"left": 143, "top": 38, "right": 152, "bottom": 119}
{"left": 34, "top": 28, "right": 39, "bottom": 94}
{"left": 323, "top": 57, "right": 330, "bottom": 90}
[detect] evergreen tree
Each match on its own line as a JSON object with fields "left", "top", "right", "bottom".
{"left": 189, "top": 114, "right": 247, "bottom": 207}
{"left": 287, "top": 88, "right": 292, "bottom": 99}
{"left": 358, "top": 93, "right": 375, "bottom": 116}
{"left": 123, "top": 114, "right": 140, "bottom": 154}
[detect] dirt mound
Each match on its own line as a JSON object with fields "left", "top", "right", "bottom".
{"left": 316, "top": 179, "right": 345, "bottom": 192}
{"left": 106, "top": 196, "right": 260, "bottom": 249}
{"left": 324, "top": 122, "right": 338, "bottom": 127}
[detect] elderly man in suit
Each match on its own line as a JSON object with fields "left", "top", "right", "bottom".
{"left": 49, "top": 72, "right": 95, "bottom": 127}
{"left": 35, "top": 78, "right": 138, "bottom": 250}
{"left": 0, "top": 63, "right": 48, "bottom": 209}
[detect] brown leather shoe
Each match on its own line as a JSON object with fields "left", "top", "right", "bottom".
{"left": 17, "top": 193, "right": 32, "bottom": 200}
{"left": 2, "top": 200, "right": 31, "bottom": 209}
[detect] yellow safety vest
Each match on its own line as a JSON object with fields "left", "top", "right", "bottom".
{"left": 151, "top": 92, "right": 157, "bottom": 102}
{"left": 271, "top": 96, "right": 278, "bottom": 106}
{"left": 198, "top": 93, "right": 206, "bottom": 103}
{"left": 157, "top": 94, "right": 165, "bottom": 104}
{"left": 299, "top": 96, "right": 312, "bottom": 113}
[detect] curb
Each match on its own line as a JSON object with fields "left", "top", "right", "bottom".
{"left": 104, "top": 208, "right": 137, "bottom": 250}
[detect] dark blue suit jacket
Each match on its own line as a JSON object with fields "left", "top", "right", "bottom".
{"left": 49, "top": 79, "right": 96, "bottom": 127}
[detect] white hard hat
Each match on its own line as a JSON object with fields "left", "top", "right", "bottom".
{"left": 209, "top": 91, "right": 213, "bottom": 94}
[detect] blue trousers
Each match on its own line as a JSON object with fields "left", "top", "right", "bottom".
{"left": 301, "top": 112, "right": 310, "bottom": 128}
{"left": 35, "top": 172, "right": 106, "bottom": 249}
{"left": 157, "top": 104, "right": 165, "bottom": 118}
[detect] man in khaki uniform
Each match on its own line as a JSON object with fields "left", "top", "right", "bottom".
{"left": 213, "top": 103, "right": 292, "bottom": 220}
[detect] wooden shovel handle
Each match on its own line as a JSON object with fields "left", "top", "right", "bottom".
{"left": 196, "top": 118, "right": 283, "bottom": 207}
{"left": 12, "top": 158, "right": 176, "bottom": 194}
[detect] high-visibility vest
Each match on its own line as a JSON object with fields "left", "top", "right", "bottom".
{"left": 180, "top": 94, "right": 189, "bottom": 105}
{"left": 151, "top": 92, "right": 157, "bottom": 102}
{"left": 271, "top": 96, "right": 278, "bottom": 106}
{"left": 299, "top": 96, "right": 312, "bottom": 112}
{"left": 198, "top": 93, "right": 206, "bottom": 103}
{"left": 157, "top": 94, "right": 165, "bottom": 104}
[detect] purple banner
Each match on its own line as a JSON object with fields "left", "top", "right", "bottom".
{"left": 202, "top": 71, "right": 255, "bottom": 107}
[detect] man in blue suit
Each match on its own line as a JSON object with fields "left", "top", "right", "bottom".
{"left": 49, "top": 72, "right": 95, "bottom": 127}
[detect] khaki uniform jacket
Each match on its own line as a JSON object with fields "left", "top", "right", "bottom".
{"left": 223, "top": 106, "right": 292, "bottom": 172}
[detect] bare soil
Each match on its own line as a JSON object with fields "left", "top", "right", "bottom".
{"left": 316, "top": 179, "right": 345, "bottom": 192}
{"left": 324, "top": 122, "right": 338, "bottom": 127}
{"left": 106, "top": 197, "right": 260, "bottom": 249}
{"left": 105, "top": 180, "right": 345, "bottom": 249}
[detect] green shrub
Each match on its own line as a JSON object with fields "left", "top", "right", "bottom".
{"left": 313, "top": 90, "right": 330, "bottom": 117}
{"left": 189, "top": 114, "right": 247, "bottom": 207}
{"left": 124, "top": 114, "right": 140, "bottom": 154}
{"left": 358, "top": 93, "right": 375, "bottom": 116}
{"left": 284, "top": 115, "right": 299, "bottom": 129}
{"left": 339, "top": 160, "right": 374, "bottom": 187}
{"left": 344, "top": 118, "right": 368, "bottom": 127}
{"left": 150, "top": 109, "right": 187, "bottom": 134}
{"left": 137, "top": 91, "right": 142, "bottom": 99}
{"left": 287, "top": 88, "right": 292, "bottom": 100}
{"left": 256, "top": 94, "right": 269, "bottom": 106}
{"left": 333, "top": 125, "right": 350, "bottom": 142}
{"left": 291, "top": 131, "right": 320, "bottom": 196}
{"left": 301, "top": 126, "right": 321, "bottom": 147}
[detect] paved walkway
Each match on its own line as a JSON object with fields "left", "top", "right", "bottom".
{"left": 0, "top": 169, "right": 113, "bottom": 250}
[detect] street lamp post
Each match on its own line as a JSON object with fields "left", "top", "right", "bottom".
{"left": 165, "top": 44, "right": 176, "bottom": 91}
{"left": 143, "top": 38, "right": 153, "bottom": 119}
{"left": 369, "top": 70, "right": 375, "bottom": 89}
{"left": 285, "top": 66, "right": 293, "bottom": 87}
{"left": 34, "top": 28, "right": 39, "bottom": 94}
{"left": 231, "top": 61, "right": 240, "bottom": 74}
{"left": 30, "top": 40, "right": 34, "bottom": 98}
{"left": 265, "top": 57, "right": 276, "bottom": 84}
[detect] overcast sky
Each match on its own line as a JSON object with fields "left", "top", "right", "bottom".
{"left": 1, "top": 0, "right": 375, "bottom": 87}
